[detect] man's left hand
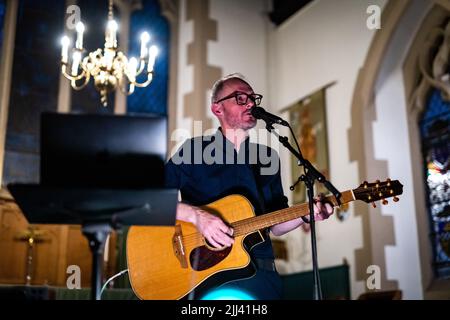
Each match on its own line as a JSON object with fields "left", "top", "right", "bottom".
{"left": 313, "top": 195, "right": 334, "bottom": 221}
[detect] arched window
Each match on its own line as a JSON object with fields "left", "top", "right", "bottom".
{"left": 3, "top": 0, "right": 65, "bottom": 185}
{"left": 420, "top": 89, "right": 450, "bottom": 278}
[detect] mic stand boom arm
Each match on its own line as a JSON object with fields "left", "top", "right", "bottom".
{"left": 264, "top": 122, "right": 342, "bottom": 204}
{"left": 264, "top": 121, "right": 341, "bottom": 300}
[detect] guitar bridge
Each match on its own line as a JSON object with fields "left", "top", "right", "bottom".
{"left": 172, "top": 224, "right": 188, "bottom": 268}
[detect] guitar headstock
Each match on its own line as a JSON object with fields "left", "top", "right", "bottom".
{"left": 353, "top": 179, "right": 403, "bottom": 207}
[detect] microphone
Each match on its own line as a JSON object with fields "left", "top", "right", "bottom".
{"left": 251, "top": 106, "right": 289, "bottom": 126}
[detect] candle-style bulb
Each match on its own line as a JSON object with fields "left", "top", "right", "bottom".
{"left": 147, "top": 45, "right": 158, "bottom": 72}
{"left": 61, "top": 36, "right": 71, "bottom": 64}
{"left": 106, "top": 20, "right": 118, "bottom": 48}
{"left": 140, "top": 32, "right": 150, "bottom": 58}
{"left": 71, "top": 50, "right": 82, "bottom": 76}
{"left": 128, "top": 57, "right": 138, "bottom": 82}
{"left": 75, "top": 22, "right": 85, "bottom": 49}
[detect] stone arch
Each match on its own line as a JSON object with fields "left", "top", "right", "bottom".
{"left": 349, "top": 0, "right": 450, "bottom": 298}
{"left": 348, "top": 0, "right": 410, "bottom": 294}
{"left": 402, "top": 3, "right": 450, "bottom": 298}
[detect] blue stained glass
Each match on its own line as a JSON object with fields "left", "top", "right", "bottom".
{"left": 420, "top": 88, "right": 450, "bottom": 279}
{"left": 127, "top": 0, "right": 169, "bottom": 116}
{"left": 3, "top": 0, "right": 64, "bottom": 185}
{"left": 420, "top": 90, "right": 450, "bottom": 139}
{"left": 0, "top": 0, "right": 6, "bottom": 51}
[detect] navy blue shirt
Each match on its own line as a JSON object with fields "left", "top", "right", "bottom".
{"left": 165, "top": 129, "right": 288, "bottom": 259}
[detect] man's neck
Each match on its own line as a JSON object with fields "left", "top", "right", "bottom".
{"left": 220, "top": 127, "right": 249, "bottom": 152}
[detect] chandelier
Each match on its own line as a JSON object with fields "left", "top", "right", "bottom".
{"left": 60, "top": 0, "right": 158, "bottom": 107}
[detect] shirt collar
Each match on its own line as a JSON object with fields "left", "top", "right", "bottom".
{"left": 215, "top": 127, "right": 250, "bottom": 152}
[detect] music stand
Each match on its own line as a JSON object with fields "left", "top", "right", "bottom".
{"left": 9, "top": 185, "right": 178, "bottom": 300}
{"left": 8, "top": 112, "right": 178, "bottom": 300}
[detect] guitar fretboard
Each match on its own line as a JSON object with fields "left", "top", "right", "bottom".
{"left": 230, "top": 190, "right": 354, "bottom": 237}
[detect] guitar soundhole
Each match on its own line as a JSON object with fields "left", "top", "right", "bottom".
{"left": 190, "top": 246, "right": 232, "bottom": 271}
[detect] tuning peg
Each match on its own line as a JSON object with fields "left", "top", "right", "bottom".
{"left": 376, "top": 180, "right": 380, "bottom": 187}
{"left": 393, "top": 196, "right": 399, "bottom": 202}
{"left": 387, "top": 178, "right": 391, "bottom": 186}
{"left": 363, "top": 181, "right": 368, "bottom": 188}
{"left": 382, "top": 199, "right": 388, "bottom": 205}
{"left": 371, "top": 202, "right": 377, "bottom": 208}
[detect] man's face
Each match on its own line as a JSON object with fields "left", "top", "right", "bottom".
{"left": 212, "top": 79, "right": 258, "bottom": 130}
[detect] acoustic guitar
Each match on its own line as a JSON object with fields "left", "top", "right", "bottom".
{"left": 126, "top": 179, "right": 403, "bottom": 300}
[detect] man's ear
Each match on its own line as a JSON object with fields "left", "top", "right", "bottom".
{"left": 211, "top": 103, "right": 223, "bottom": 117}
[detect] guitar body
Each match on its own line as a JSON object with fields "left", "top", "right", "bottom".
{"left": 126, "top": 179, "right": 404, "bottom": 300}
{"left": 126, "top": 194, "right": 265, "bottom": 300}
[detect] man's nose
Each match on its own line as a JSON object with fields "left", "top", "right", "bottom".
{"left": 245, "top": 99, "right": 255, "bottom": 109}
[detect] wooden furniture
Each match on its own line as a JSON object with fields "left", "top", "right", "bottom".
{"left": 358, "top": 290, "right": 402, "bottom": 300}
{"left": 0, "top": 189, "right": 117, "bottom": 287}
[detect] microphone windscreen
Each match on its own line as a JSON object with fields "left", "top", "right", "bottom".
{"left": 250, "top": 107, "right": 264, "bottom": 119}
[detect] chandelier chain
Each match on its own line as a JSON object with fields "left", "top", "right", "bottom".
{"left": 108, "top": 0, "right": 113, "bottom": 20}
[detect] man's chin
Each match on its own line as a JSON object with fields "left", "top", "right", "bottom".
{"left": 243, "top": 120, "right": 257, "bottom": 130}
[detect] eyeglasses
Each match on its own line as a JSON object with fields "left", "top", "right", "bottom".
{"left": 215, "top": 91, "right": 263, "bottom": 106}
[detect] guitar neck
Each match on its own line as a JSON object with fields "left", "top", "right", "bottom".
{"left": 230, "top": 190, "right": 355, "bottom": 237}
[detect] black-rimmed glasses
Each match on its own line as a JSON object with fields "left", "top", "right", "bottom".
{"left": 215, "top": 91, "right": 263, "bottom": 106}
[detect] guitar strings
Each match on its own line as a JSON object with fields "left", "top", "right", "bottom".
{"left": 180, "top": 203, "right": 311, "bottom": 246}
{"left": 181, "top": 187, "right": 399, "bottom": 246}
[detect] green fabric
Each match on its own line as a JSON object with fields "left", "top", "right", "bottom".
{"left": 114, "top": 227, "right": 132, "bottom": 289}
{"left": 54, "top": 288, "right": 138, "bottom": 300}
{"left": 280, "top": 264, "right": 350, "bottom": 300}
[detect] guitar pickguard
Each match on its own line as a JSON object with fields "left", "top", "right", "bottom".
{"left": 188, "top": 230, "right": 265, "bottom": 272}
{"left": 190, "top": 246, "right": 232, "bottom": 271}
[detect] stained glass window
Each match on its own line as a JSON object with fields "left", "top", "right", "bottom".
{"left": 127, "top": 0, "right": 169, "bottom": 115}
{"left": 3, "top": 0, "right": 64, "bottom": 185}
{"left": 420, "top": 89, "right": 450, "bottom": 279}
{"left": 0, "top": 0, "right": 6, "bottom": 51}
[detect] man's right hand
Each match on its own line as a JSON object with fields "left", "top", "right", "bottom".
{"left": 176, "top": 203, "right": 234, "bottom": 248}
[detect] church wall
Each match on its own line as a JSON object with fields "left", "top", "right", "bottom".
{"left": 267, "top": 0, "right": 387, "bottom": 300}
{"left": 173, "top": 0, "right": 270, "bottom": 149}
{"left": 373, "top": 0, "right": 438, "bottom": 299}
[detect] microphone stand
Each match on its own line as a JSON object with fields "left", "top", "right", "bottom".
{"left": 263, "top": 120, "right": 341, "bottom": 300}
